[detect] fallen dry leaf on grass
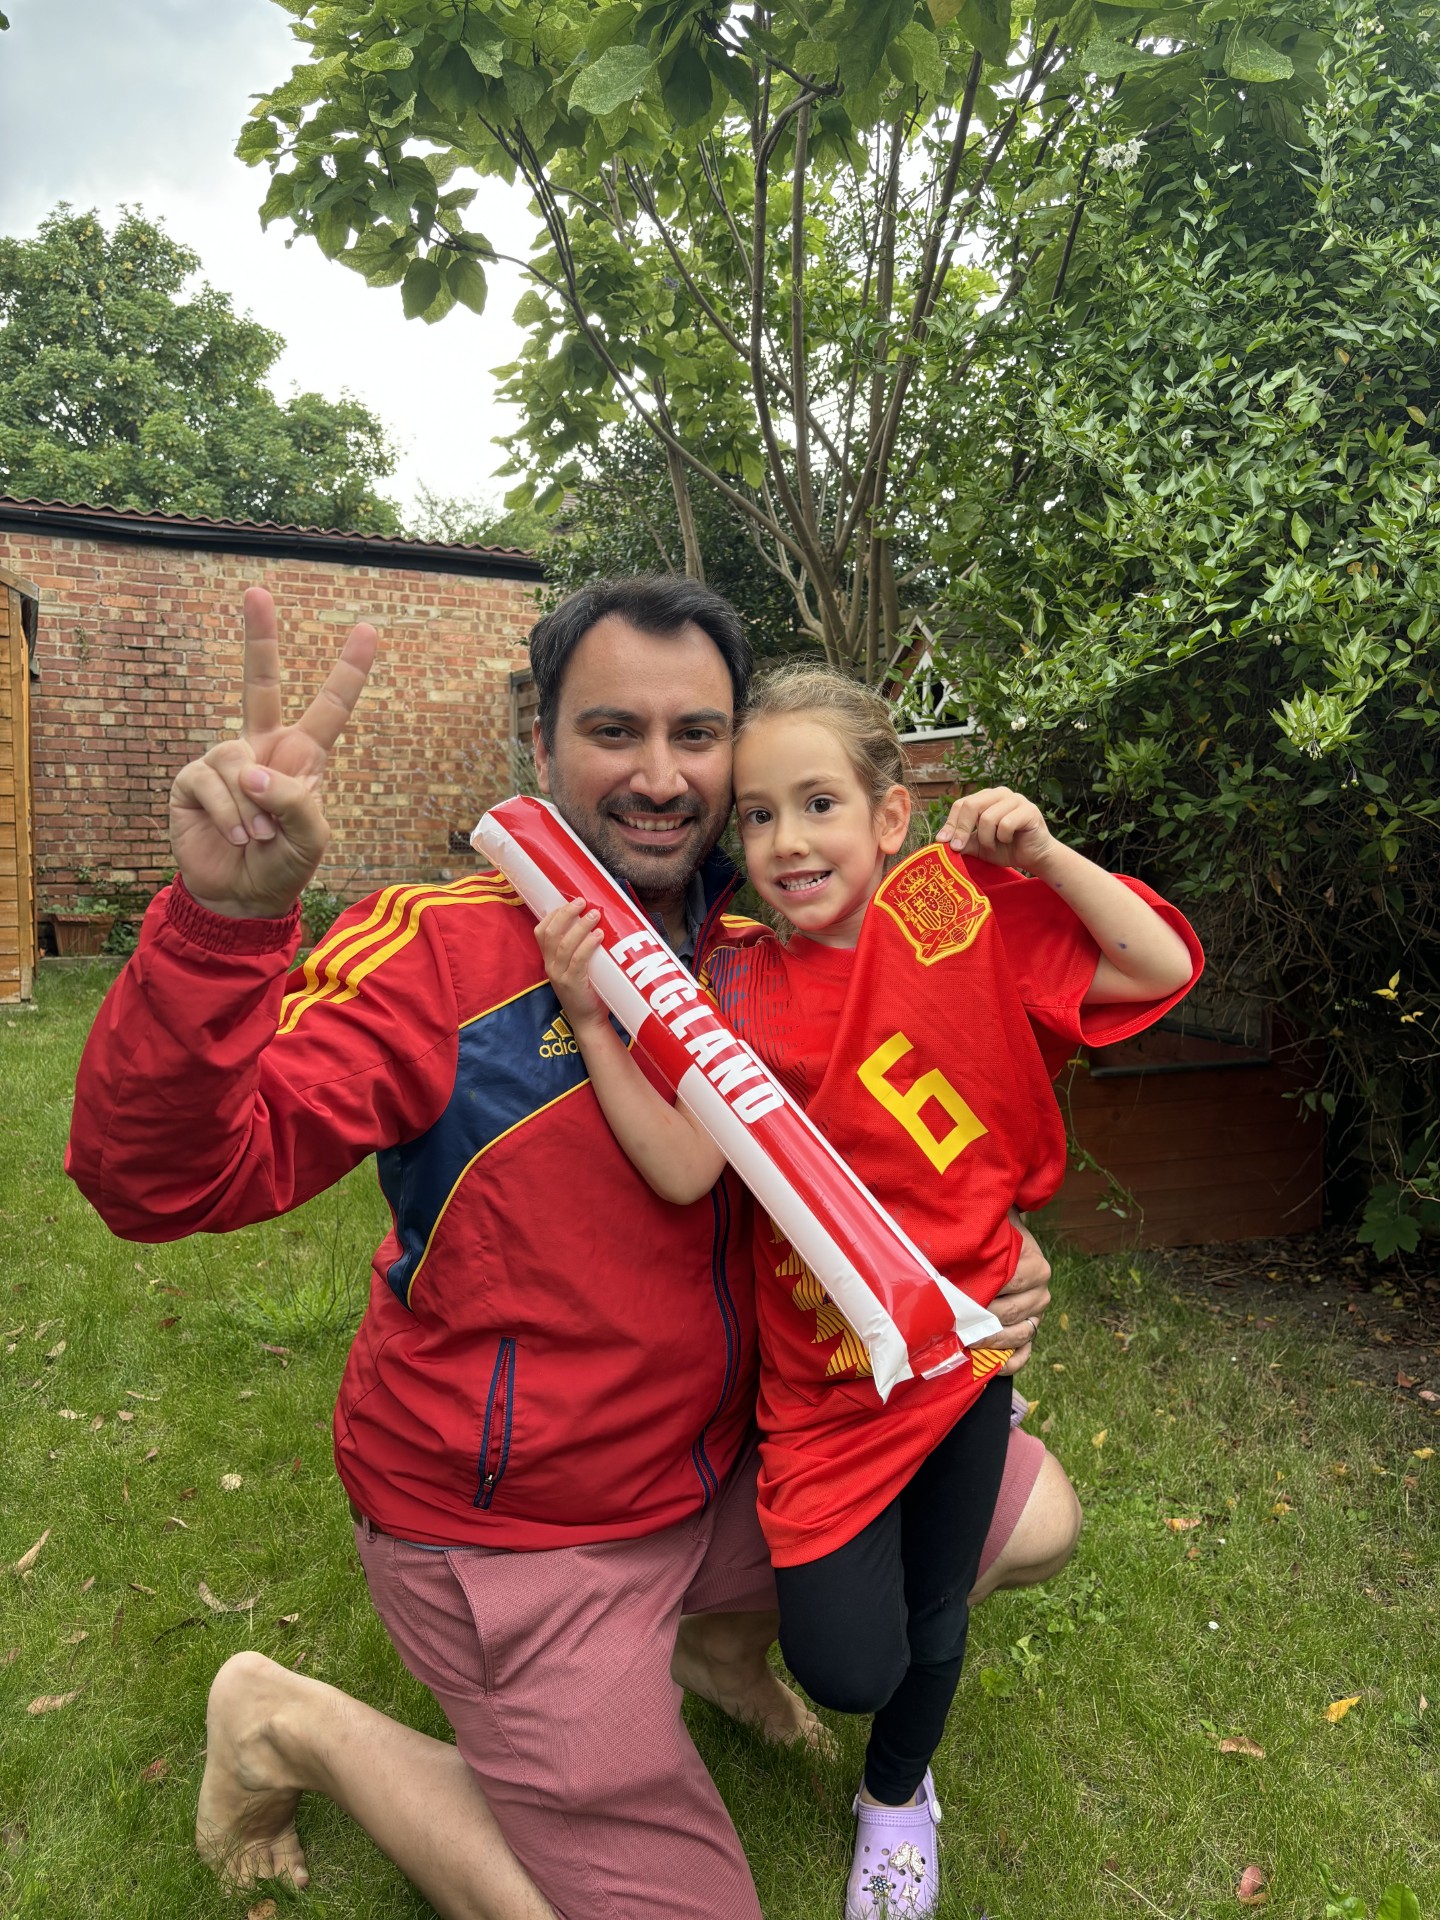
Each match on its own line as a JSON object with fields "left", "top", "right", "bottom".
{"left": 1396, "top": 1369, "right": 1416, "bottom": 1389}
{"left": 124, "top": 1390, "right": 159, "bottom": 1402}
{"left": 44, "top": 1341, "right": 65, "bottom": 1362}
{"left": 140, "top": 1757, "right": 169, "bottom": 1783}
{"left": 1, "top": 1649, "right": 17, "bottom": 1666}
{"left": 11, "top": 1530, "right": 50, "bottom": 1575}
{"left": 78, "top": 1575, "right": 95, "bottom": 1593}
{"left": 1219, "top": 1737, "right": 1266, "bottom": 1758}
{"left": 247, "top": 1900, "right": 278, "bottom": 1920}
{"left": 117, "top": 1409, "right": 134, "bottom": 1424}
{"left": 198, "top": 1581, "right": 257, "bottom": 1615}
{"left": 143, "top": 1448, "right": 159, "bottom": 1462}
{"left": 62, "top": 1630, "right": 88, "bottom": 1646}
{"left": 219, "top": 1474, "right": 243, "bottom": 1492}
{"left": 1326, "top": 1695, "right": 1362, "bottom": 1723}
{"left": 129, "top": 1581, "right": 155, "bottom": 1596}
{"left": 1237, "top": 1864, "right": 1268, "bottom": 1906}
{"left": 56, "top": 1409, "right": 77, "bottom": 1421}
{"left": 162, "top": 1517, "right": 189, "bottom": 1532}
{"left": 27, "top": 1690, "right": 83, "bottom": 1715}
{"left": 278, "top": 1613, "right": 300, "bottom": 1627}
{"left": 89, "top": 1415, "right": 103, "bottom": 1432}
{"left": 1092, "top": 1429, "right": 1108, "bottom": 1448}
{"left": 1165, "top": 1516, "right": 1202, "bottom": 1532}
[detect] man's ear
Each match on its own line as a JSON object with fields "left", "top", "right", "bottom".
{"left": 532, "top": 717, "right": 551, "bottom": 795}
{"left": 877, "top": 783, "right": 911, "bottom": 856}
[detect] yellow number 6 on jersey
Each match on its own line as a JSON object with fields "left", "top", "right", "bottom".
{"left": 857, "top": 1031, "right": 987, "bottom": 1175}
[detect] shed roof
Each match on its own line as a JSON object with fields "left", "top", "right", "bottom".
{"left": 0, "top": 496, "right": 544, "bottom": 582}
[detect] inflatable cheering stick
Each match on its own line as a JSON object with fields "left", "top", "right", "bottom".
{"left": 473, "top": 796, "right": 1005, "bottom": 1402}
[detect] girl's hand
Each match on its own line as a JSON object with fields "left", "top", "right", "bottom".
{"left": 534, "top": 898, "right": 608, "bottom": 1034}
{"left": 935, "top": 787, "right": 1057, "bottom": 872}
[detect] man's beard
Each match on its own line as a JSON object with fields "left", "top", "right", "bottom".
{"left": 546, "top": 774, "right": 725, "bottom": 902}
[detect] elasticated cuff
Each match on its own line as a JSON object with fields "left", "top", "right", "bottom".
{"left": 165, "top": 877, "right": 303, "bottom": 955}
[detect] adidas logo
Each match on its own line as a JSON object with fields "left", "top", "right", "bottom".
{"left": 539, "top": 1013, "right": 579, "bottom": 1059}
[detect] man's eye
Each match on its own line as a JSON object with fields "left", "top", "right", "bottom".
{"left": 678, "top": 729, "right": 718, "bottom": 744}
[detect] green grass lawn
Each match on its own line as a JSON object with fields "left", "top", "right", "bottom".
{"left": 2, "top": 969, "right": 1436, "bottom": 1919}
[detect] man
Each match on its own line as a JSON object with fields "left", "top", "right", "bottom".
{"left": 68, "top": 579, "right": 1072, "bottom": 1920}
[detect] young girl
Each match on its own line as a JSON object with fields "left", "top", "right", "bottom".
{"left": 536, "top": 666, "right": 1201, "bottom": 1919}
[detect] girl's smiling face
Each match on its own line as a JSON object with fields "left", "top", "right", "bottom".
{"left": 734, "top": 713, "right": 910, "bottom": 949}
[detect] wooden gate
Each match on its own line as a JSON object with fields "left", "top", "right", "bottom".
{"left": 0, "top": 563, "right": 39, "bottom": 1005}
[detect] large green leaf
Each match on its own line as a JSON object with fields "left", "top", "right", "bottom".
{"left": 1376, "top": 1890, "right": 1421, "bottom": 1920}
{"left": 895, "top": 20, "right": 947, "bottom": 92}
{"left": 401, "top": 256, "right": 443, "bottom": 319}
{"left": 569, "top": 42, "right": 656, "bottom": 115}
{"left": 1222, "top": 32, "right": 1295, "bottom": 80}
{"left": 834, "top": 0, "right": 916, "bottom": 88}
{"left": 351, "top": 40, "right": 414, "bottom": 74}
{"left": 1082, "top": 31, "right": 1164, "bottom": 73}
{"left": 446, "top": 255, "right": 489, "bottom": 315}
{"left": 660, "top": 39, "right": 715, "bottom": 127}
{"left": 955, "top": 0, "right": 1014, "bottom": 66}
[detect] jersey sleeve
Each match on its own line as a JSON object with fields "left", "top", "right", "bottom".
{"left": 978, "top": 865, "right": 1203, "bottom": 1075}
{"left": 66, "top": 880, "right": 462, "bottom": 1242}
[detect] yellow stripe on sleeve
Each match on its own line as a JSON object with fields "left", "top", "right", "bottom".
{"left": 278, "top": 875, "right": 518, "bottom": 1036}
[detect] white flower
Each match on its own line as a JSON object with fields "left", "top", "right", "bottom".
{"left": 1093, "top": 136, "right": 1144, "bottom": 174}
{"left": 1179, "top": 427, "right": 1194, "bottom": 449}
{"left": 1011, "top": 715, "right": 1028, "bottom": 731}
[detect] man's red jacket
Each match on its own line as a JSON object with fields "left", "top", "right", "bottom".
{"left": 66, "top": 863, "right": 757, "bottom": 1549}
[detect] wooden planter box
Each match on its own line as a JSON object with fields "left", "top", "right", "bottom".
{"left": 1037, "top": 1012, "right": 1324, "bottom": 1251}
{"left": 49, "top": 912, "right": 115, "bottom": 956}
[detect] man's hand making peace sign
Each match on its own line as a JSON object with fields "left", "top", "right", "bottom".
{"left": 169, "top": 589, "right": 377, "bottom": 920}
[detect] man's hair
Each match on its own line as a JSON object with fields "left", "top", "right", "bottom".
{"left": 528, "top": 576, "right": 752, "bottom": 749}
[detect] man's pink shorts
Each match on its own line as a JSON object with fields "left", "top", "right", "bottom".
{"left": 356, "top": 1428, "right": 1045, "bottom": 1920}
{"left": 356, "top": 1438, "right": 775, "bottom": 1920}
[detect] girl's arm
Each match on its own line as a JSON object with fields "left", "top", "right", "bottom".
{"left": 936, "top": 789, "right": 1194, "bottom": 1003}
{"left": 535, "top": 899, "right": 726, "bottom": 1203}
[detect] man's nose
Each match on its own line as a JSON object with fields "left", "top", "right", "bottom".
{"left": 627, "top": 735, "right": 688, "bottom": 803}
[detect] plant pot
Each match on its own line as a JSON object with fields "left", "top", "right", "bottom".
{"left": 50, "top": 912, "right": 115, "bottom": 957}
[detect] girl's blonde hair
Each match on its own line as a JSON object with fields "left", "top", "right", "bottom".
{"left": 736, "top": 664, "right": 906, "bottom": 812}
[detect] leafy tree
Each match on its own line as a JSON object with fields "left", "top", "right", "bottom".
{"left": 932, "top": 0, "right": 1439, "bottom": 1249}
{"left": 406, "top": 481, "right": 552, "bottom": 548}
{"left": 0, "top": 205, "right": 401, "bottom": 531}
{"left": 534, "top": 427, "right": 806, "bottom": 660}
{"left": 243, "top": 0, "right": 1328, "bottom": 675}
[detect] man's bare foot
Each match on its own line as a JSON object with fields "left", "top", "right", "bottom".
{"left": 196, "top": 1651, "right": 311, "bottom": 1890}
{"left": 672, "top": 1613, "right": 833, "bottom": 1754}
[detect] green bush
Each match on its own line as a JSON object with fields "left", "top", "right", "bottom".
{"left": 934, "top": 0, "right": 1439, "bottom": 1251}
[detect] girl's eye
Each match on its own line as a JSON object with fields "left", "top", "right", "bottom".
{"left": 809, "top": 796, "right": 835, "bottom": 814}
{"left": 743, "top": 808, "right": 771, "bottom": 827}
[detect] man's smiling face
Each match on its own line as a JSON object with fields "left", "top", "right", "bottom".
{"left": 532, "top": 614, "right": 736, "bottom": 908}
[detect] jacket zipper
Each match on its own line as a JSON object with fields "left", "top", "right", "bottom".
{"left": 473, "top": 1337, "right": 516, "bottom": 1509}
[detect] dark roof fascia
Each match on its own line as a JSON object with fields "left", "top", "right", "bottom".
{"left": 0, "top": 500, "right": 545, "bottom": 582}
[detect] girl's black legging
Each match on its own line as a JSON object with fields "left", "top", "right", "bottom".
{"left": 773, "top": 1371, "right": 1013, "bottom": 1805}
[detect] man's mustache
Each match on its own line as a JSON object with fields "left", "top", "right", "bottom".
{"left": 601, "top": 796, "right": 704, "bottom": 820}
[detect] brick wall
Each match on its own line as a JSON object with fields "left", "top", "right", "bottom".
{"left": 0, "top": 528, "right": 541, "bottom": 906}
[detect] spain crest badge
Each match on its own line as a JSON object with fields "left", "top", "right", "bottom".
{"left": 874, "top": 846, "right": 992, "bottom": 966}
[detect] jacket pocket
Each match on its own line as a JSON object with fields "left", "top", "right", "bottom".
{"left": 473, "top": 1337, "right": 516, "bottom": 1510}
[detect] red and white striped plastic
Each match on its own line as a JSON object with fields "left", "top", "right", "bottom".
{"left": 472, "top": 796, "right": 1004, "bottom": 1400}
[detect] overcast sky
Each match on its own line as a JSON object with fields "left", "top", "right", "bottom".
{"left": 0, "top": 0, "right": 540, "bottom": 521}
